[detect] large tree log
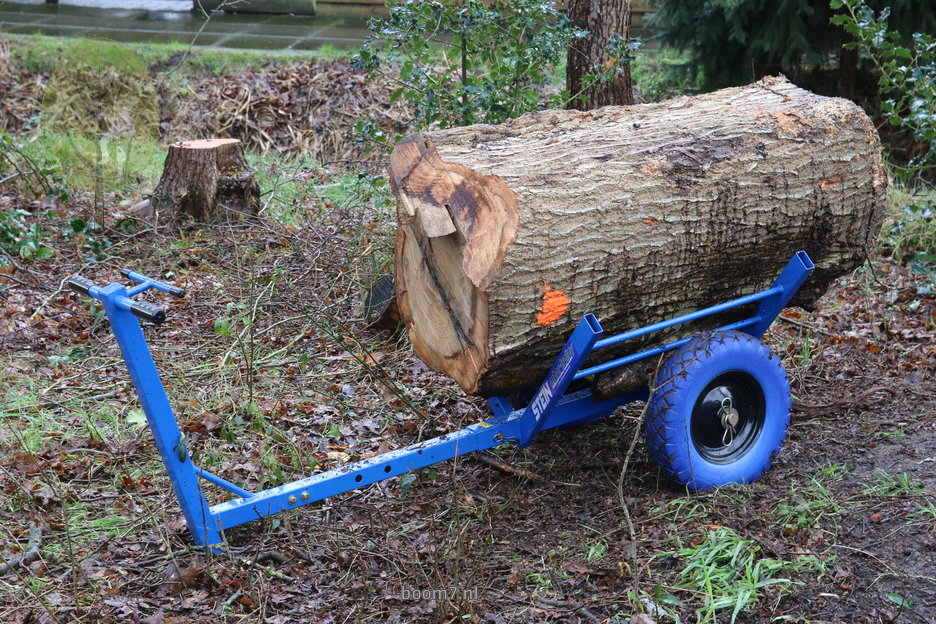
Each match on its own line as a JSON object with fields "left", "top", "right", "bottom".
{"left": 390, "top": 77, "right": 887, "bottom": 397}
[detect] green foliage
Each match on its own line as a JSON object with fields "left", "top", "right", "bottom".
{"left": 0, "top": 132, "right": 61, "bottom": 197}
{"left": 649, "top": 0, "right": 935, "bottom": 92}
{"left": 831, "top": 0, "right": 936, "bottom": 179}
{"left": 666, "top": 527, "right": 822, "bottom": 623}
{"left": 0, "top": 208, "right": 53, "bottom": 266}
{"left": 632, "top": 47, "right": 702, "bottom": 101}
{"left": 886, "top": 199, "right": 935, "bottom": 278}
{"left": 882, "top": 185, "right": 936, "bottom": 291}
{"left": 62, "top": 217, "right": 113, "bottom": 262}
{"left": 352, "top": 0, "right": 586, "bottom": 136}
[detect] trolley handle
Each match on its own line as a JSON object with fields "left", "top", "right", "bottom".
{"left": 119, "top": 268, "right": 186, "bottom": 298}
{"left": 67, "top": 274, "right": 168, "bottom": 325}
{"left": 67, "top": 275, "right": 97, "bottom": 297}
{"left": 129, "top": 300, "right": 167, "bottom": 325}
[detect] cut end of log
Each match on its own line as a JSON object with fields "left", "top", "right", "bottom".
{"left": 390, "top": 135, "right": 520, "bottom": 393}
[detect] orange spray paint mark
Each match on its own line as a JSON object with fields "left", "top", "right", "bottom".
{"left": 537, "top": 282, "right": 570, "bottom": 326}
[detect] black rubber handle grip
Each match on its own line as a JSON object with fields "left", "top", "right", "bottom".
{"left": 120, "top": 268, "right": 186, "bottom": 298}
{"left": 163, "top": 284, "right": 187, "bottom": 298}
{"left": 130, "top": 301, "right": 167, "bottom": 325}
{"left": 67, "top": 275, "right": 96, "bottom": 296}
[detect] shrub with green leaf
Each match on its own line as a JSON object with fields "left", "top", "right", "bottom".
{"left": 831, "top": 0, "right": 936, "bottom": 180}
{"left": 0, "top": 208, "right": 53, "bottom": 266}
{"left": 352, "top": 0, "right": 587, "bottom": 137}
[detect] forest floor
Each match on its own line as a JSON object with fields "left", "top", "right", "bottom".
{"left": 1, "top": 35, "right": 935, "bottom": 624}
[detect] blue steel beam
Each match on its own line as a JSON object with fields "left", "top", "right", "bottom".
{"left": 514, "top": 314, "right": 603, "bottom": 447}
{"left": 209, "top": 384, "right": 643, "bottom": 533}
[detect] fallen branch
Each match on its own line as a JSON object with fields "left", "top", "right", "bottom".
{"left": 475, "top": 451, "right": 543, "bottom": 482}
{"left": 0, "top": 522, "right": 42, "bottom": 576}
{"left": 793, "top": 385, "right": 896, "bottom": 415}
{"left": 500, "top": 593, "right": 600, "bottom": 622}
{"left": 241, "top": 557, "right": 293, "bottom": 583}
{"left": 223, "top": 589, "right": 244, "bottom": 608}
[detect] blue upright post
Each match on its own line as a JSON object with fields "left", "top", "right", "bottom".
{"left": 514, "top": 314, "right": 603, "bottom": 447}
{"left": 95, "top": 283, "right": 221, "bottom": 546}
{"left": 746, "top": 251, "right": 816, "bottom": 338}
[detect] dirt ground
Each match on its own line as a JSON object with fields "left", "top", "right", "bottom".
{"left": 0, "top": 178, "right": 933, "bottom": 624}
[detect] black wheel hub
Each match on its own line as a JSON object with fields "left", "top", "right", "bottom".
{"left": 690, "top": 371, "right": 766, "bottom": 464}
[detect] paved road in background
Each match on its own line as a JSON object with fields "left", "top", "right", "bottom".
{"left": 0, "top": 0, "right": 369, "bottom": 51}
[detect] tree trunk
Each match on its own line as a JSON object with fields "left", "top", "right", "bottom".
{"left": 389, "top": 77, "right": 887, "bottom": 397}
{"left": 566, "top": 0, "right": 634, "bottom": 110}
{"left": 151, "top": 139, "right": 259, "bottom": 223}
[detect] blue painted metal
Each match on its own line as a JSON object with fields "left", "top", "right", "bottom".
{"left": 92, "top": 283, "right": 220, "bottom": 546}
{"left": 746, "top": 250, "right": 815, "bottom": 337}
{"left": 68, "top": 251, "right": 814, "bottom": 547}
{"left": 197, "top": 467, "right": 253, "bottom": 500}
{"left": 514, "top": 314, "right": 603, "bottom": 447}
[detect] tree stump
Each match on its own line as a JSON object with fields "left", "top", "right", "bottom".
{"left": 151, "top": 139, "right": 259, "bottom": 223}
{"left": 390, "top": 77, "right": 887, "bottom": 397}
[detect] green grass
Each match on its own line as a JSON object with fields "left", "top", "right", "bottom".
{"left": 862, "top": 470, "right": 927, "bottom": 497}
{"left": 39, "top": 132, "right": 165, "bottom": 194}
{"left": 775, "top": 480, "right": 841, "bottom": 533}
{"left": 911, "top": 499, "right": 936, "bottom": 520}
{"left": 583, "top": 540, "right": 608, "bottom": 562}
{"left": 3, "top": 33, "right": 349, "bottom": 76}
{"left": 665, "top": 527, "right": 824, "bottom": 624}
{"left": 647, "top": 497, "right": 713, "bottom": 524}
{"left": 774, "top": 461, "right": 846, "bottom": 533}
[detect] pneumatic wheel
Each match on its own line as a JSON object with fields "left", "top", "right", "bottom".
{"left": 644, "top": 330, "right": 791, "bottom": 490}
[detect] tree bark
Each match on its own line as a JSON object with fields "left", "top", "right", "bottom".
{"left": 566, "top": 0, "right": 634, "bottom": 110}
{"left": 151, "top": 139, "right": 259, "bottom": 223}
{"left": 389, "top": 77, "right": 887, "bottom": 397}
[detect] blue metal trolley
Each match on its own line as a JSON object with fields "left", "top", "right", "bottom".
{"left": 66, "top": 251, "right": 815, "bottom": 547}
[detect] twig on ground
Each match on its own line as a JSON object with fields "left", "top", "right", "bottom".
{"left": 223, "top": 589, "right": 244, "bottom": 608}
{"left": 241, "top": 558, "right": 294, "bottom": 583}
{"left": 475, "top": 451, "right": 543, "bottom": 482}
{"left": 793, "top": 385, "right": 896, "bottom": 414}
{"left": 32, "top": 274, "right": 72, "bottom": 320}
{"left": 0, "top": 269, "right": 34, "bottom": 289}
{"left": 778, "top": 314, "right": 834, "bottom": 336}
{"left": 616, "top": 355, "right": 665, "bottom": 605}
{"left": 500, "top": 593, "right": 600, "bottom": 622}
{"left": 38, "top": 390, "right": 117, "bottom": 410}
